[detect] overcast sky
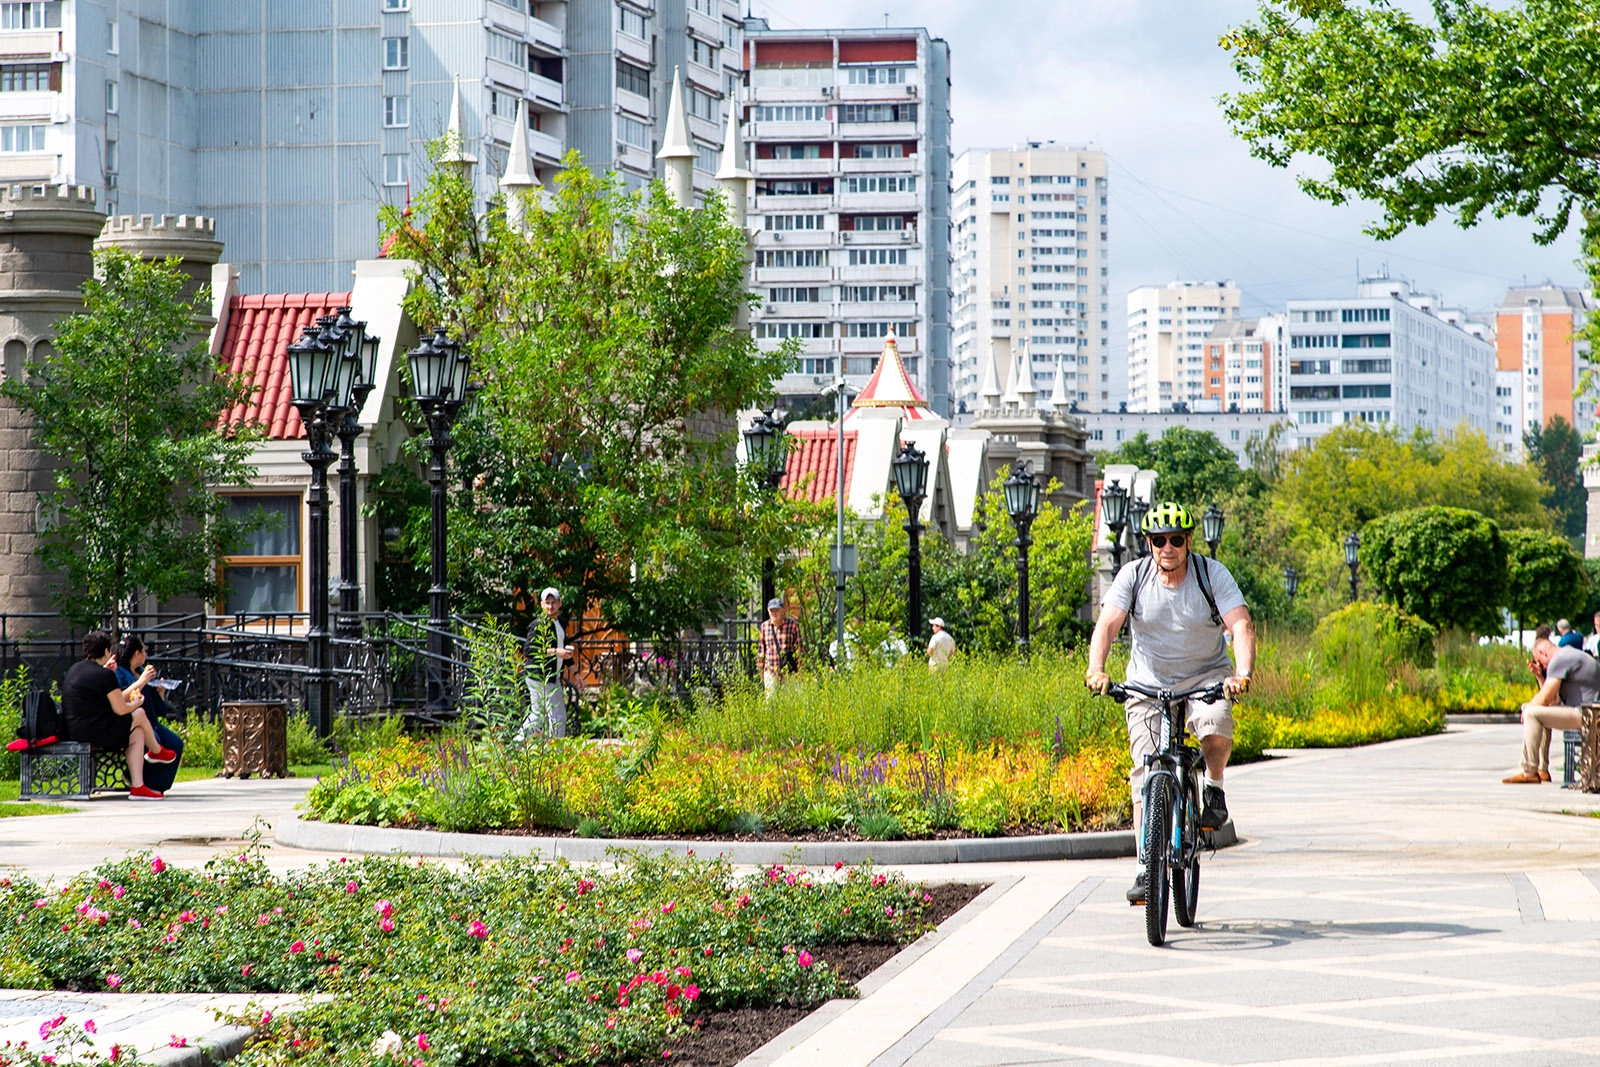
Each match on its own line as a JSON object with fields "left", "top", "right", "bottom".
{"left": 748, "top": 0, "right": 1583, "bottom": 372}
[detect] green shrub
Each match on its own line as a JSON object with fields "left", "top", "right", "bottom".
{"left": 174, "top": 716, "right": 222, "bottom": 767}
{"left": 1311, "top": 601, "right": 1436, "bottom": 707}
{"left": 0, "top": 666, "right": 30, "bottom": 780}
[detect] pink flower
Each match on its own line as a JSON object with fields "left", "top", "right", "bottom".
{"left": 684, "top": 985, "right": 700, "bottom": 1001}
{"left": 178, "top": 910, "right": 196, "bottom": 923}
{"left": 576, "top": 879, "right": 595, "bottom": 896}
{"left": 380, "top": 918, "right": 395, "bottom": 933}
{"left": 84, "top": 1021, "right": 97, "bottom": 1035}
{"left": 626, "top": 948, "right": 643, "bottom": 963}
{"left": 106, "top": 974, "right": 122, "bottom": 989}
{"left": 150, "top": 857, "right": 167, "bottom": 874}
{"left": 834, "top": 861, "right": 844, "bottom": 870}
{"left": 289, "top": 940, "right": 306, "bottom": 954}
{"left": 798, "top": 950, "right": 814, "bottom": 968}
{"left": 376, "top": 900, "right": 394, "bottom": 919}
{"left": 127, "top": 920, "right": 141, "bottom": 930}
{"left": 415, "top": 1034, "right": 431, "bottom": 1052}
{"left": 566, "top": 970, "right": 581, "bottom": 984}
{"left": 241, "top": 965, "right": 253, "bottom": 978}
{"left": 39, "top": 1015, "right": 66, "bottom": 1041}
{"left": 884, "top": 906, "right": 895, "bottom": 918}
{"left": 923, "top": 893, "right": 932, "bottom": 904}
{"left": 467, "top": 920, "right": 488, "bottom": 940}
{"left": 112, "top": 886, "right": 125, "bottom": 899}
{"left": 660, "top": 901, "right": 675, "bottom": 915}
{"left": 703, "top": 947, "right": 713, "bottom": 957}
{"left": 605, "top": 1017, "right": 616, "bottom": 1030}
{"left": 260, "top": 1012, "right": 272, "bottom": 1026}
{"left": 109, "top": 1047, "right": 122, "bottom": 1063}
{"left": 345, "top": 881, "right": 359, "bottom": 894}
{"left": 215, "top": 906, "right": 229, "bottom": 915}
{"left": 168, "top": 1036, "right": 187, "bottom": 1048}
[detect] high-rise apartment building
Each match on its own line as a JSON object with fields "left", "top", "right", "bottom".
{"left": 1493, "top": 284, "right": 1595, "bottom": 459}
{"left": 741, "top": 19, "right": 952, "bottom": 415}
{"left": 1200, "top": 318, "right": 1279, "bottom": 413}
{"left": 949, "top": 143, "right": 1109, "bottom": 416}
{"left": 1285, "top": 276, "right": 1494, "bottom": 441}
{"left": 1126, "top": 281, "right": 1240, "bottom": 412}
{"left": 5, "top": 0, "right": 746, "bottom": 291}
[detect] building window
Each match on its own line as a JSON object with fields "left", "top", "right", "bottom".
{"left": 383, "top": 95, "right": 408, "bottom": 127}
{"left": 843, "top": 321, "right": 915, "bottom": 338}
{"left": 753, "top": 104, "right": 828, "bottom": 122}
{"left": 763, "top": 213, "right": 822, "bottom": 231}
{"left": 488, "top": 89, "right": 520, "bottom": 119}
{"left": 688, "top": 0, "right": 714, "bottom": 14}
{"left": 855, "top": 143, "right": 904, "bottom": 158}
{"left": 0, "top": 3, "right": 59, "bottom": 30}
{"left": 105, "top": 80, "right": 117, "bottom": 114}
{"left": 382, "top": 36, "right": 408, "bottom": 70}
{"left": 750, "top": 67, "right": 834, "bottom": 89}
{"left": 755, "top": 321, "right": 833, "bottom": 338}
{"left": 383, "top": 0, "right": 409, "bottom": 9}
{"left": 755, "top": 249, "right": 827, "bottom": 268}
{"left": 220, "top": 495, "right": 301, "bottom": 615}
{"left": 759, "top": 179, "right": 829, "bottom": 195}
{"left": 1341, "top": 333, "right": 1391, "bottom": 349}
{"left": 853, "top": 214, "right": 907, "bottom": 231}
{"left": 104, "top": 137, "right": 116, "bottom": 173}
{"left": 843, "top": 175, "right": 915, "bottom": 194}
{"left": 1342, "top": 383, "right": 1392, "bottom": 399}
{"left": 616, "top": 59, "right": 650, "bottom": 98}
{"left": 0, "top": 63, "right": 48, "bottom": 91}
{"left": 617, "top": 114, "right": 650, "bottom": 148}
{"left": 848, "top": 248, "right": 907, "bottom": 265}
{"left": 840, "top": 284, "right": 915, "bottom": 302}
{"left": 840, "top": 103, "right": 917, "bottom": 123}
{"left": 106, "top": 20, "right": 118, "bottom": 53}
{"left": 617, "top": 5, "right": 648, "bottom": 39}
{"left": 771, "top": 144, "right": 820, "bottom": 160}
{"left": 688, "top": 86, "right": 716, "bottom": 122}
{"left": 695, "top": 142, "right": 720, "bottom": 174}
{"left": 844, "top": 65, "right": 909, "bottom": 84}
{"left": 383, "top": 152, "right": 408, "bottom": 186}
{"left": 0, "top": 123, "right": 45, "bottom": 152}
{"left": 768, "top": 286, "right": 821, "bottom": 303}
{"left": 688, "top": 36, "right": 717, "bottom": 69}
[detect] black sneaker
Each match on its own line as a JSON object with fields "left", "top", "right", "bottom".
{"left": 1200, "top": 785, "right": 1229, "bottom": 831}
{"left": 1126, "top": 871, "right": 1146, "bottom": 905}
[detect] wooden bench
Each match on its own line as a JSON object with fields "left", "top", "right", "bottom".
{"left": 18, "top": 741, "right": 128, "bottom": 801}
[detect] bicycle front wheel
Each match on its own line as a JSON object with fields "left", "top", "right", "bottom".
{"left": 1173, "top": 773, "right": 1201, "bottom": 928}
{"left": 1144, "top": 781, "right": 1173, "bottom": 946}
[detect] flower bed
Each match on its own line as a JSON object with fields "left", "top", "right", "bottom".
{"left": 0, "top": 848, "right": 942, "bottom": 1066}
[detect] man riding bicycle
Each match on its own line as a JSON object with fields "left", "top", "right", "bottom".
{"left": 1084, "top": 501, "right": 1255, "bottom": 905}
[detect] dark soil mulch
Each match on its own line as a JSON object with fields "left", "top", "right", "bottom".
{"left": 622, "top": 880, "right": 987, "bottom": 1066}
{"left": 481, "top": 824, "right": 1124, "bottom": 842}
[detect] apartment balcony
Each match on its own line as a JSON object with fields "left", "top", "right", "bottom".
{"left": 838, "top": 299, "right": 918, "bottom": 318}
{"left": 748, "top": 86, "right": 834, "bottom": 104}
{"left": 486, "top": 56, "right": 525, "bottom": 89}
{"left": 836, "top": 264, "right": 919, "bottom": 283}
{"left": 0, "top": 32, "right": 57, "bottom": 59}
{"left": 838, "top": 120, "right": 917, "bottom": 140}
{"left": 836, "top": 82, "right": 922, "bottom": 103}
{"left": 687, "top": 6, "right": 721, "bottom": 41}
{"left": 754, "top": 266, "right": 832, "bottom": 284}
{"left": 529, "top": 128, "right": 564, "bottom": 164}
{"left": 838, "top": 156, "right": 917, "bottom": 174}
{"left": 836, "top": 228, "right": 918, "bottom": 246}
{"left": 758, "top": 302, "right": 830, "bottom": 318}
{"left": 0, "top": 95, "right": 52, "bottom": 122}
{"left": 837, "top": 191, "right": 922, "bottom": 212}
{"left": 528, "top": 15, "right": 564, "bottom": 55}
{"left": 748, "top": 119, "right": 833, "bottom": 140}
{"left": 754, "top": 229, "right": 831, "bottom": 248}
{"left": 0, "top": 153, "right": 55, "bottom": 181}
{"left": 752, "top": 158, "right": 839, "bottom": 178}
{"left": 752, "top": 192, "right": 832, "bottom": 213}
{"left": 527, "top": 71, "right": 564, "bottom": 110}
{"left": 616, "top": 33, "right": 651, "bottom": 67}
{"left": 842, "top": 335, "right": 918, "bottom": 354}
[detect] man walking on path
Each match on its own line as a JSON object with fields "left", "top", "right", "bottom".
{"left": 758, "top": 597, "right": 802, "bottom": 694}
{"left": 926, "top": 617, "right": 955, "bottom": 671}
{"left": 520, "top": 587, "right": 573, "bottom": 739}
{"left": 1504, "top": 635, "right": 1600, "bottom": 783}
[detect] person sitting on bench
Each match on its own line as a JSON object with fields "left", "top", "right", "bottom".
{"left": 61, "top": 630, "right": 176, "bottom": 801}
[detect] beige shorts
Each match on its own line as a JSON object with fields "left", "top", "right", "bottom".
{"left": 1126, "top": 688, "right": 1233, "bottom": 799}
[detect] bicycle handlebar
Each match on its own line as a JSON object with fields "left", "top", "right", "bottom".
{"left": 1099, "top": 681, "right": 1227, "bottom": 705}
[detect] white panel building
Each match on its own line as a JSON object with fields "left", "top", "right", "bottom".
{"left": 1126, "top": 281, "right": 1240, "bottom": 412}
{"left": 949, "top": 143, "right": 1109, "bottom": 416}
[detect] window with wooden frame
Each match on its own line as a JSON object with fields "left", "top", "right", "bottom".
{"left": 219, "top": 494, "right": 301, "bottom": 615}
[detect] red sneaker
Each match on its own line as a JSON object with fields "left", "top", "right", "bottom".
{"left": 129, "top": 785, "right": 165, "bottom": 801}
{"left": 144, "top": 747, "right": 178, "bottom": 764}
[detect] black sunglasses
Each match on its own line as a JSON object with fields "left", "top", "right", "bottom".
{"left": 1147, "top": 534, "right": 1187, "bottom": 549}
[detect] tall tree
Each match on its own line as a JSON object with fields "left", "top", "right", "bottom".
{"left": 1523, "top": 415, "right": 1586, "bottom": 543}
{"left": 380, "top": 150, "right": 799, "bottom": 643}
{"left": 1095, "top": 426, "right": 1241, "bottom": 507}
{"left": 1503, "top": 527, "right": 1589, "bottom": 633}
{"left": 1359, "top": 506, "right": 1507, "bottom": 634}
{"left": 0, "top": 248, "right": 258, "bottom": 625}
{"left": 1223, "top": 0, "right": 1600, "bottom": 298}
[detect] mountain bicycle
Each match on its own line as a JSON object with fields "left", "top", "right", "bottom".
{"left": 1105, "top": 680, "right": 1226, "bottom": 947}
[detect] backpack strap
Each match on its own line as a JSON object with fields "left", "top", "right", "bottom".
{"left": 1193, "top": 554, "right": 1223, "bottom": 627}
{"left": 1124, "top": 556, "right": 1153, "bottom": 619}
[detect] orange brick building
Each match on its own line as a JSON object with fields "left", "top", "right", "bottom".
{"left": 1494, "top": 285, "right": 1594, "bottom": 459}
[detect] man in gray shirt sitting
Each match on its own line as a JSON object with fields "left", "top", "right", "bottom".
{"left": 1504, "top": 636, "right": 1600, "bottom": 784}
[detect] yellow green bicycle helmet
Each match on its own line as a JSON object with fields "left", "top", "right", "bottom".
{"left": 1141, "top": 501, "right": 1196, "bottom": 535}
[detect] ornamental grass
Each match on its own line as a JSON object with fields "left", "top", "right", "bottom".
{"left": 0, "top": 848, "right": 931, "bottom": 1066}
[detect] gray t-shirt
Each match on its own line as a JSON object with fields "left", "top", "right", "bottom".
{"left": 1546, "top": 645, "right": 1600, "bottom": 708}
{"left": 1102, "top": 555, "right": 1247, "bottom": 688}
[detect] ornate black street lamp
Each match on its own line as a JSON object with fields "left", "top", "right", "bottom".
{"left": 288, "top": 313, "right": 362, "bottom": 737}
{"left": 1283, "top": 564, "right": 1300, "bottom": 600}
{"left": 1127, "top": 495, "right": 1150, "bottom": 561}
{"left": 742, "top": 408, "right": 785, "bottom": 611}
{"left": 891, "top": 440, "right": 930, "bottom": 645}
{"left": 1202, "top": 503, "right": 1225, "bottom": 558}
{"left": 333, "top": 313, "right": 381, "bottom": 639}
{"left": 1101, "top": 479, "right": 1129, "bottom": 574}
{"left": 406, "top": 327, "right": 473, "bottom": 720}
{"left": 1343, "top": 530, "right": 1361, "bottom": 602}
{"left": 1005, "top": 461, "right": 1042, "bottom": 652}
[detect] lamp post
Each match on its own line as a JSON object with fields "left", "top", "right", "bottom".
{"left": 1127, "top": 496, "right": 1150, "bottom": 561}
{"left": 1202, "top": 503, "right": 1225, "bottom": 558}
{"left": 1343, "top": 531, "right": 1361, "bottom": 602}
{"left": 334, "top": 313, "right": 381, "bottom": 640}
{"left": 1282, "top": 564, "right": 1300, "bottom": 600}
{"left": 406, "top": 327, "right": 472, "bottom": 720}
{"left": 741, "top": 408, "right": 785, "bottom": 611}
{"left": 892, "top": 440, "right": 930, "bottom": 645}
{"left": 1005, "top": 461, "right": 1042, "bottom": 652}
{"left": 1101, "top": 479, "right": 1129, "bottom": 575}
{"left": 287, "top": 314, "right": 361, "bottom": 738}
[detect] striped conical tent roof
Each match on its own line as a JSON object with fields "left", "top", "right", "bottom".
{"left": 845, "top": 331, "right": 935, "bottom": 425}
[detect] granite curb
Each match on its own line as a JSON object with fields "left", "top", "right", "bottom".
{"left": 142, "top": 1024, "right": 256, "bottom": 1067}
{"left": 276, "top": 817, "right": 1238, "bottom": 863}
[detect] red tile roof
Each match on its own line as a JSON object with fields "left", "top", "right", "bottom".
{"left": 782, "top": 428, "right": 856, "bottom": 504}
{"left": 220, "top": 292, "right": 353, "bottom": 440}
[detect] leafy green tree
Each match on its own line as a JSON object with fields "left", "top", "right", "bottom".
{"left": 1502, "top": 527, "right": 1590, "bottom": 633}
{"left": 1095, "top": 426, "right": 1241, "bottom": 506}
{"left": 0, "top": 248, "right": 257, "bottom": 626}
{"left": 1223, "top": 0, "right": 1600, "bottom": 296}
{"left": 380, "top": 150, "right": 798, "bottom": 643}
{"left": 1523, "top": 415, "right": 1586, "bottom": 543}
{"left": 1359, "top": 506, "right": 1507, "bottom": 634}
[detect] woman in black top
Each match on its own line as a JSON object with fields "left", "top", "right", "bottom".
{"left": 61, "top": 630, "right": 176, "bottom": 800}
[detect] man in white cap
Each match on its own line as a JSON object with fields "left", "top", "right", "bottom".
{"left": 520, "top": 586, "right": 573, "bottom": 739}
{"left": 758, "top": 596, "right": 802, "bottom": 694}
{"left": 926, "top": 617, "right": 955, "bottom": 671}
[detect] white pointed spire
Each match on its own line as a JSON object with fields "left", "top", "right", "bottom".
{"left": 440, "top": 75, "right": 477, "bottom": 172}
{"left": 979, "top": 342, "right": 1003, "bottom": 406}
{"left": 657, "top": 66, "right": 696, "bottom": 209}
{"left": 713, "top": 102, "right": 752, "bottom": 230}
{"left": 1049, "top": 354, "right": 1070, "bottom": 410}
{"left": 500, "top": 100, "right": 539, "bottom": 232}
{"left": 1016, "top": 346, "right": 1038, "bottom": 404}
{"left": 1001, "top": 349, "right": 1023, "bottom": 408}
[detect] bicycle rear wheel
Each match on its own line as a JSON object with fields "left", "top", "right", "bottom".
{"left": 1172, "top": 780, "right": 1201, "bottom": 928}
{"left": 1144, "top": 781, "right": 1173, "bottom": 946}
